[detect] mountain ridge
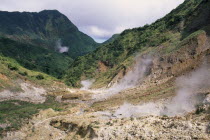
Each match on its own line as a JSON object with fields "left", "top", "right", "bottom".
{"left": 0, "top": 10, "right": 101, "bottom": 78}
{"left": 64, "top": 0, "right": 210, "bottom": 87}
{"left": 0, "top": 10, "right": 99, "bottom": 58}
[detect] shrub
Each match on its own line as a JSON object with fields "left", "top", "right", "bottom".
{"left": 8, "top": 64, "right": 18, "bottom": 71}
{"left": 195, "top": 106, "right": 205, "bottom": 114}
{"left": 18, "top": 71, "right": 28, "bottom": 76}
{"left": 36, "top": 74, "right": 44, "bottom": 80}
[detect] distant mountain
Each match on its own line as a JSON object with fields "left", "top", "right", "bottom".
{"left": 65, "top": 0, "right": 210, "bottom": 87}
{"left": 0, "top": 10, "right": 99, "bottom": 58}
{"left": 103, "top": 34, "right": 120, "bottom": 44}
{"left": 0, "top": 10, "right": 101, "bottom": 78}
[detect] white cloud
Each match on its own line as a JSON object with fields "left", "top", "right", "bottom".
{"left": 0, "top": 0, "right": 185, "bottom": 42}
{"left": 81, "top": 25, "right": 127, "bottom": 41}
{"left": 89, "top": 26, "right": 111, "bottom": 38}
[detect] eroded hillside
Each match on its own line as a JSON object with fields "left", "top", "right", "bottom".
{"left": 0, "top": 0, "right": 210, "bottom": 139}
{"left": 65, "top": 0, "right": 210, "bottom": 88}
{"left": 4, "top": 32, "right": 209, "bottom": 139}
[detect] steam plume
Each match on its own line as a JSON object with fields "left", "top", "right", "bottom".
{"left": 114, "top": 102, "right": 162, "bottom": 118}
{"left": 80, "top": 80, "right": 94, "bottom": 90}
{"left": 92, "top": 56, "right": 152, "bottom": 100}
{"left": 161, "top": 65, "right": 210, "bottom": 116}
{"left": 56, "top": 39, "right": 69, "bottom": 53}
{"left": 114, "top": 65, "right": 210, "bottom": 117}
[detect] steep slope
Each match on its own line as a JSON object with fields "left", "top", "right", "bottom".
{"left": 0, "top": 37, "right": 72, "bottom": 78}
{"left": 0, "top": 54, "right": 68, "bottom": 98}
{"left": 64, "top": 0, "right": 210, "bottom": 87}
{"left": 0, "top": 10, "right": 99, "bottom": 58}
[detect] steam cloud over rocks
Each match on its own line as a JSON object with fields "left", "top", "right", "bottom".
{"left": 90, "top": 56, "right": 152, "bottom": 100}
{"left": 161, "top": 65, "right": 210, "bottom": 116}
{"left": 56, "top": 39, "right": 69, "bottom": 53}
{"left": 80, "top": 80, "right": 94, "bottom": 90}
{"left": 80, "top": 57, "right": 210, "bottom": 117}
{"left": 114, "top": 102, "right": 163, "bottom": 118}
{"left": 114, "top": 65, "right": 210, "bottom": 117}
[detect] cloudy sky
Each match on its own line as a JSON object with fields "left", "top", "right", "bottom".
{"left": 0, "top": 0, "right": 184, "bottom": 42}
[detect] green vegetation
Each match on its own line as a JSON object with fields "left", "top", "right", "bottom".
{"left": 0, "top": 0, "right": 209, "bottom": 137}
{"left": 0, "top": 9, "right": 100, "bottom": 79}
{"left": 0, "top": 10, "right": 99, "bottom": 58}
{"left": 36, "top": 74, "right": 45, "bottom": 80}
{"left": 0, "top": 55, "right": 61, "bottom": 91}
{"left": 0, "top": 52, "right": 68, "bottom": 137}
{"left": 0, "top": 37, "right": 72, "bottom": 79}
{"left": 65, "top": 0, "right": 210, "bottom": 87}
{"left": 0, "top": 0, "right": 208, "bottom": 87}
{"left": 180, "top": 30, "right": 205, "bottom": 45}
{"left": 102, "top": 34, "right": 120, "bottom": 44}
{"left": 0, "top": 96, "right": 64, "bottom": 137}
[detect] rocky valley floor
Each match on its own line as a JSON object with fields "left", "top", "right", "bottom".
{"left": 1, "top": 84, "right": 209, "bottom": 140}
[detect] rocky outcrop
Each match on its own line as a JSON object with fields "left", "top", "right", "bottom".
{"left": 97, "top": 61, "right": 108, "bottom": 73}
{"left": 95, "top": 116, "right": 209, "bottom": 140}
{"left": 107, "top": 67, "right": 127, "bottom": 88}
{"left": 147, "top": 32, "right": 210, "bottom": 83}
{"left": 141, "top": 32, "right": 210, "bottom": 88}
{"left": 47, "top": 112, "right": 209, "bottom": 140}
{"left": 2, "top": 89, "right": 210, "bottom": 140}
{"left": 104, "top": 31, "right": 210, "bottom": 94}
{"left": 61, "top": 90, "right": 92, "bottom": 101}
{"left": 50, "top": 120, "right": 97, "bottom": 139}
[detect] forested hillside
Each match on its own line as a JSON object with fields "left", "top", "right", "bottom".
{"left": 0, "top": 10, "right": 99, "bottom": 58}
{"left": 64, "top": 0, "right": 210, "bottom": 87}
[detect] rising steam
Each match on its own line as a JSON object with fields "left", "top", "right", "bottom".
{"left": 80, "top": 55, "right": 210, "bottom": 117}
{"left": 161, "top": 65, "right": 210, "bottom": 116}
{"left": 114, "top": 65, "right": 210, "bottom": 117}
{"left": 109, "top": 57, "right": 152, "bottom": 92}
{"left": 114, "top": 102, "right": 163, "bottom": 118}
{"left": 56, "top": 39, "right": 69, "bottom": 53}
{"left": 91, "top": 56, "right": 152, "bottom": 100}
{"left": 80, "top": 80, "right": 94, "bottom": 90}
